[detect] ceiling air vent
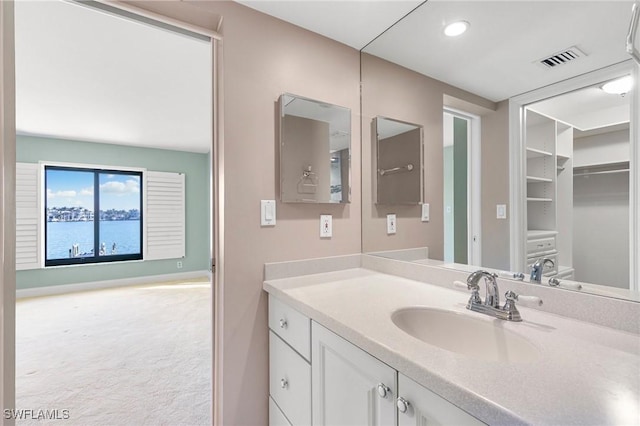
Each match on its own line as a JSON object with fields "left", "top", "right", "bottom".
{"left": 537, "top": 46, "right": 587, "bottom": 68}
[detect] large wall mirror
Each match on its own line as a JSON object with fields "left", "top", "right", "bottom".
{"left": 280, "top": 93, "right": 351, "bottom": 203}
{"left": 361, "top": 1, "right": 640, "bottom": 302}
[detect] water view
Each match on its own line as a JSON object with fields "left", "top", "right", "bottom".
{"left": 47, "top": 220, "right": 141, "bottom": 260}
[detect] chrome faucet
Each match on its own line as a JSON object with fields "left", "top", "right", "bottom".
{"left": 530, "top": 257, "right": 555, "bottom": 283}
{"left": 457, "top": 270, "right": 543, "bottom": 321}
{"left": 467, "top": 270, "right": 500, "bottom": 308}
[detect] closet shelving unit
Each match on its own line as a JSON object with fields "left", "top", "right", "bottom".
{"left": 524, "top": 110, "right": 574, "bottom": 279}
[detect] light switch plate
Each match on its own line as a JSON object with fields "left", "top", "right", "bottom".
{"left": 421, "top": 203, "right": 430, "bottom": 222}
{"left": 496, "top": 204, "right": 507, "bottom": 219}
{"left": 387, "top": 214, "right": 396, "bottom": 234}
{"left": 320, "top": 215, "right": 332, "bottom": 238}
{"left": 261, "top": 200, "right": 276, "bottom": 226}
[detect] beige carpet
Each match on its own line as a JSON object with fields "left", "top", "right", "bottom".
{"left": 16, "top": 279, "right": 212, "bottom": 425}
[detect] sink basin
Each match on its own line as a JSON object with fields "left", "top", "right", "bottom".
{"left": 391, "top": 307, "right": 540, "bottom": 363}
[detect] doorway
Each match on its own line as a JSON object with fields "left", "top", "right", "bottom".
{"left": 443, "top": 109, "right": 481, "bottom": 266}
{"left": 2, "top": 0, "right": 222, "bottom": 421}
{"left": 509, "top": 61, "right": 638, "bottom": 291}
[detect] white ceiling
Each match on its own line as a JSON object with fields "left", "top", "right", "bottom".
{"left": 282, "top": 94, "right": 351, "bottom": 151}
{"left": 362, "top": 1, "right": 635, "bottom": 102}
{"left": 529, "top": 84, "right": 630, "bottom": 132}
{"left": 15, "top": 0, "right": 212, "bottom": 153}
{"left": 377, "top": 117, "right": 420, "bottom": 140}
{"left": 246, "top": 0, "right": 635, "bottom": 133}
{"left": 237, "top": 0, "right": 424, "bottom": 50}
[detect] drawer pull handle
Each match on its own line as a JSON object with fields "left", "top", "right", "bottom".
{"left": 537, "top": 244, "right": 544, "bottom": 248}
{"left": 279, "top": 318, "right": 288, "bottom": 329}
{"left": 397, "top": 397, "right": 410, "bottom": 413}
{"left": 280, "top": 378, "right": 288, "bottom": 389}
{"left": 376, "top": 383, "right": 390, "bottom": 398}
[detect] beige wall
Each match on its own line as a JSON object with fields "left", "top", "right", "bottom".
{"left": 377, "top": 128, "right": 422, "bottom": 204}
{"left": 480, "top": 100, "right": 510, "bottom": 270}
{"left": 361, "top": 53, "right": 506, "bottom": 261}
{"left": 178, "top": 2, "right": 360, "bottom": 425}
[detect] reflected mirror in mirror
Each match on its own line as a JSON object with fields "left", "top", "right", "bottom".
{"left": 360, "top": 0, "right": 639, "bottom": 301}
{"left": 375, "top": 117, "right": 424, "bottom": 205}
{"left": 279, "top": 93, "right": 351, "bottom": 203}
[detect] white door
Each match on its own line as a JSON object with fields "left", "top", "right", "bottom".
{"left": 397, "top": 373, "right": 484, "bottom": 426}
{"left": 312, "top": 322, "right": 396, "bottom": 426}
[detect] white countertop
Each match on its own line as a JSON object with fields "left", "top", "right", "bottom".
{"left": 263, "top": 268, "right": 640, "bottom": 426}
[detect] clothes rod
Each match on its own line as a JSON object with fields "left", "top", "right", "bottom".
{"left": 574, "top": 169, "right": 630, "bottom": 177}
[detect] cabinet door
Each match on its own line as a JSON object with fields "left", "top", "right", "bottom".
{"left": 397, "top": 373, "right": 485, "bottom": 426}
{"left": 312, "top": 322, "right": 396, "bottom": 426}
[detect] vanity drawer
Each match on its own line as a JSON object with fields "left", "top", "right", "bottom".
{"left": 269, "top": 397, "right": 292, "bottom": 426}
{"left": 526, "top": 236, "right": 556, "bottom": 255}
{"left": 269, "top": 295, "right": 311, "bottom": 360}
{"left": 269, "top": 331, "right": 311, "bottom": 426}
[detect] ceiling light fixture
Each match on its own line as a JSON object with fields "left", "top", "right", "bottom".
{"left": 444, "top": 21, "right": 469, "bottom": 37}
{"left": 601, "top": 75, "right": 633, "bottom": 95}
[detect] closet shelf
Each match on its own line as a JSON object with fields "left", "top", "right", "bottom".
{"left": 526, "top": 147, "right": 553, "bottom": 159}
{"left": 527, "top": 175, "right": 553, "bottom": 183}
{"left": 527, "top": 197, "right": 553, "bottom": 202}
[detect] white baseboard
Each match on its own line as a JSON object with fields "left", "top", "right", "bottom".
{"left": 17, "top": 270, "right": 211, "bottom": 299}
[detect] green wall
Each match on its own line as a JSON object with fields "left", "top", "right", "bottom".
{"left": 453, "top": 117, "right": 468, "bottom": 265}
{"left": 16, "top": 135, "right": 210, "bottom": 289}
{"left": 443, "top": 145, "right": 454, "bottom": 262}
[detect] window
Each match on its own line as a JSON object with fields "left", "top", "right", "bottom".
{"left": 45, "top": 166, "right": 143, "bottom": 266}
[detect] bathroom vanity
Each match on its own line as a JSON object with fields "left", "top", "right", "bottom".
{"left": 264, "top": 257, "right": 640, "bottom": 425}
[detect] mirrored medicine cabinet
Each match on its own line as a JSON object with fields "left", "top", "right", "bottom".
{"left": 374, "top": 116, "right": 424, "bottom": 205}
{"left": 279, "top": 93, "right": 351, "bottom": 204}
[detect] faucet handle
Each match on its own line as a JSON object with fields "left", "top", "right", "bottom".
{"left": 453, "top": 280, "right": 482, "bottom": 305}
{"left": 504, "top": 290, "right": 543, "bottom": 307}
{"left": 454, "top": 280, "right": 473, "bottom": 290}
{"left": 548, "top": 277, "right": 582, "bottom": 291}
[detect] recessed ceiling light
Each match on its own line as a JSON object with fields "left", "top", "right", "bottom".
{"left": 601, "top": 75, "right": 633, "bottom": 95}
{"left": 444, "top": 21, "right": 469, "bottom": 37}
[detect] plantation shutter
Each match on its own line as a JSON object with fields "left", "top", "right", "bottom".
{"left": 16, "top": 163, "right": 42, "bottom": 270}
{"left": 145, "top": 171, "right": 185, "bottom": 260}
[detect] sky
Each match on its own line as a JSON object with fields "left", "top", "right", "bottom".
{"left": 46, "top": 169, "right": 141, "bottom": 211}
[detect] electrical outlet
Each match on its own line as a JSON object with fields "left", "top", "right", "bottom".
{"left": 387, "top": 214, "right": 396, "bottom": 234}
{"left": 177, "top": 261, "right": 183, "bottom": 269}
{"left": 320, "top": 215, "right": 332, "bottom": 238}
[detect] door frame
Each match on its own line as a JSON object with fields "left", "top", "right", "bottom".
{"left": 0, "top": 2, "right": 224, "bottom": 424}
{"left": 443, "top": 107, "right": 482, "bottom": 266}
{"left": 508, "top": 60, "right": 638, "bottom": 290}
{"left": 1, "top": 1, "right": 17, "bottom": 423}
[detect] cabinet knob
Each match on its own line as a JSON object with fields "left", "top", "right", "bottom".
{"left": 376, "top": 383, "right": 390, "bottom": 398}
{"left": 397, "top": 397, "right": 410, "bottom": 413}
{"left": 279, "top": 318, "right": 288, "bottom": 329}
{"left": 280, "top": 378, "right": 288, "bottom": 389}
